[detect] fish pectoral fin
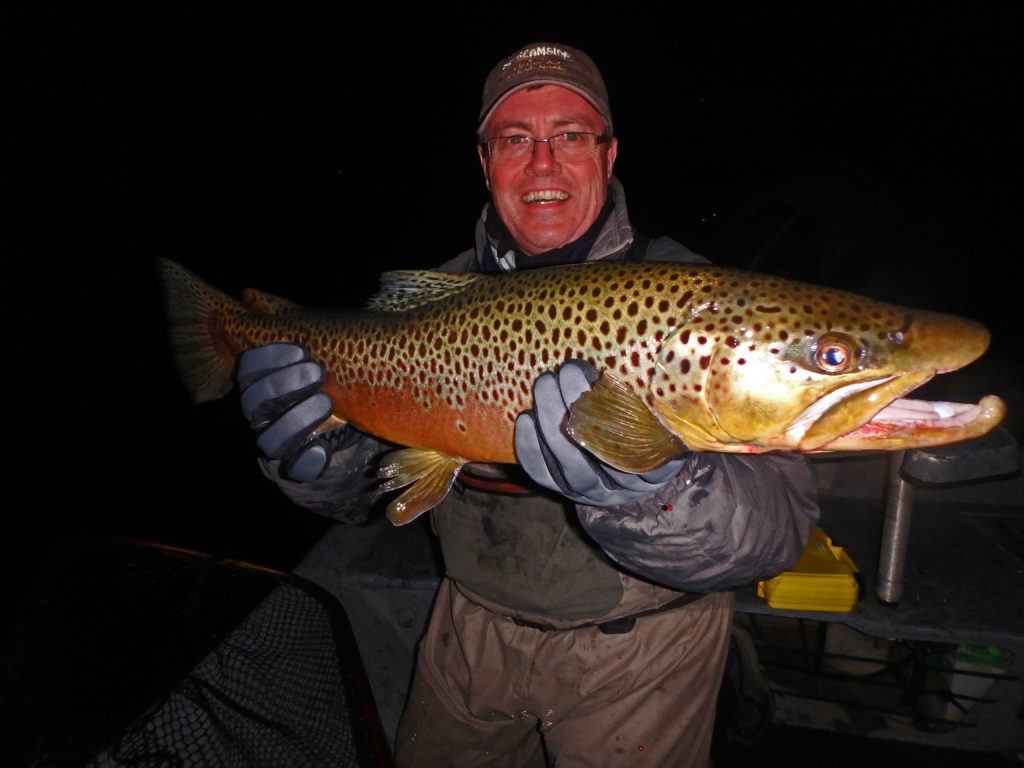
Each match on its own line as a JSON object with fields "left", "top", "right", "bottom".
{"left": 565, "top": 372, "right": 687, "bottom": 474}
{"left": 378, "top": 448, "right": 465, "bottom": 526}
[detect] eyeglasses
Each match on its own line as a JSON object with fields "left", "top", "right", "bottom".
{"left": 482, "top": 132, "right": 607, "bottom": 165}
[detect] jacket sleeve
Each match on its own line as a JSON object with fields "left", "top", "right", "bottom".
{"left": 257, "top": 431, "right": 391, "bottom": 524}
{"left": 575, "top": 451, "right": 820, "bottom": 592}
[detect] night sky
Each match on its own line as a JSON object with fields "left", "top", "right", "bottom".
{"left": 6, "top": 5, "right": 1023, "bottom": 597}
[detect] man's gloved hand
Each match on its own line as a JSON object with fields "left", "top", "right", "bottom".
{"left": 515, "top": 359, "right": 684, "bottom": 506}
{"left": 237, "top": 342, "right": 349, "bottom": 482}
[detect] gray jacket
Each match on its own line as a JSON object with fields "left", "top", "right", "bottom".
{"left": 263, "top": 179, "right": 820, "bottom": 626}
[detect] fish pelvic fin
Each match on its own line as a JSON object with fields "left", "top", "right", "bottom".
{"left": 158, "top": 258, "right": 246, "bottom": 403}
{"left": 367, "top": 270, "right": 484, "bottom": 312}
{"left": 565, "top": 372, "right": 688, "bottom": 474}
{"left": 378, "top": 448, "right": 465, "bottom": 525}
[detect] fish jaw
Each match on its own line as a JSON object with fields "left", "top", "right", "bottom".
{"left": 787, "top": 370, "right": 934, "bottom": 450}
{"left": 812, "top": 394, "right": 1007, "bottom": 451}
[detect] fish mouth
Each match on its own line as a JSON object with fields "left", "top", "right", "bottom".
{"left": 789, "top": 370, "right": 1007, "bottom": 451}
{"left": 523, "top": 189, "right": 569, "bottom": 204}
{"left": 816, "top": 394, "right": 1006, "bottom": 450}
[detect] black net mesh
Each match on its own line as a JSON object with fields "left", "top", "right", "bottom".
{"left": 0, "top": 538, "right": 392, "bottom": 767}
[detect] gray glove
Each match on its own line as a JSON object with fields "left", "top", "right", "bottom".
{"left": 514, "top": 359, "right": 684, "bottom": 506}
{"left": 237, "top": 342, "right": 351, "bottom": 482}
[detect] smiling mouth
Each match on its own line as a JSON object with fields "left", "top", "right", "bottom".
{"left": 523, "top": 190, "right": 569, "bottom": 204}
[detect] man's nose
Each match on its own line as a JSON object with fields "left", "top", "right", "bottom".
{"left": 526, "top": 139, "right": 558, "bottom": 172}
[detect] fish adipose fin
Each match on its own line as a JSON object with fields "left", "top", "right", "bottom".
{"left": 565, "top": 373, "right": 687, "bottom": 474}
{"left": 367, "top": 270, "right": 484, "bottom": 312}
{"left": 241, "top": 287, "right": 300, "bottom": 314}
{"left": 378, "top": 448, "right": 465, "bottom": 525}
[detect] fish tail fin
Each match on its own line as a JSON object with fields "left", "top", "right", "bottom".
{"left": 158, "top": 258, "right": 247, "bottom": 403}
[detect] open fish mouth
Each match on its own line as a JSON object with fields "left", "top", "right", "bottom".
{"left": 872, "top": 397, "right": 990, "bottom": 426}
{"left": 779, "top": 369, "right": 1006, "bottom": 452}
{"left": 808, "top": 393, "right": 1006, "bottom": 451}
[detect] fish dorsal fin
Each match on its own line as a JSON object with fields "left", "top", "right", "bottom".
{"left": 565, "top": 372, "right": 687, "bottom": 474}
{"left": 367, "top": 270, "right": 484, "bottom": 312}
{"left": 241, "top": 287, "right": 300, "bottom": 314}
{"left": 378, "top": 448, "right": 465, "bottom": 525}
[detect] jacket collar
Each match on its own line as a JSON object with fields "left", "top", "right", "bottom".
{"left": 473, "top": 176, "right": 635, "bottom": 273}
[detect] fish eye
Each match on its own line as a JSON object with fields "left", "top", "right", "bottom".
{"left": 812, "top": 332, "right": 862, "bottom": 374}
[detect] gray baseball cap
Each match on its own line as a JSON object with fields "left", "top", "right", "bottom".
{"left": 478, "top": 42, "right": 613, "bottom": 135}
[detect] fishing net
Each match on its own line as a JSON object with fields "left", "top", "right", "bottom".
{"left": 0, "top": 538, "right": 392, "bottom": 767}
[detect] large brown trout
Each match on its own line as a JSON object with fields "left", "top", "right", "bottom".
{"left": 160, "top": 258, "right": 1005, "bottom": 524}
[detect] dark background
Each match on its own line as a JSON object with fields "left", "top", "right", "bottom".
{"left": 5, "top": 3, "right": 1023, "bottom": 751}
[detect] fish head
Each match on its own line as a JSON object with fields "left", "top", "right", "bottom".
{"left": 647, "top": 274, "right": 1004, "bottom": 453}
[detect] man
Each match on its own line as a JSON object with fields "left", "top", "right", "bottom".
{"left": 238, "top": 43, "right": 819, "bottom": 767}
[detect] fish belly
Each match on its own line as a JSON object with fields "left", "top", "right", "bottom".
{"left": 324, "top": 380, "right": 517, "bottom": 463}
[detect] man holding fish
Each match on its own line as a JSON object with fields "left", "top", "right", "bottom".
{"left": 238, "top": 42, "right": 821, "bottom": 767}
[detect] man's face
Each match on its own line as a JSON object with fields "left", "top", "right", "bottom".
{"left": 479, "top": 85, "right": 618, "bottom": 256}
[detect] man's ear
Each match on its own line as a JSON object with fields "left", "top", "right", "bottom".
{"left": 605, "top": 136, "right": 618, "bottom": 181}
{"left": 477, "top": 144, "right": 490, "bottom": 190}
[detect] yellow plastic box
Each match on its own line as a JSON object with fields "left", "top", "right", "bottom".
{"left": 757, "top": 526, "right": 860, "bottom": 612}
